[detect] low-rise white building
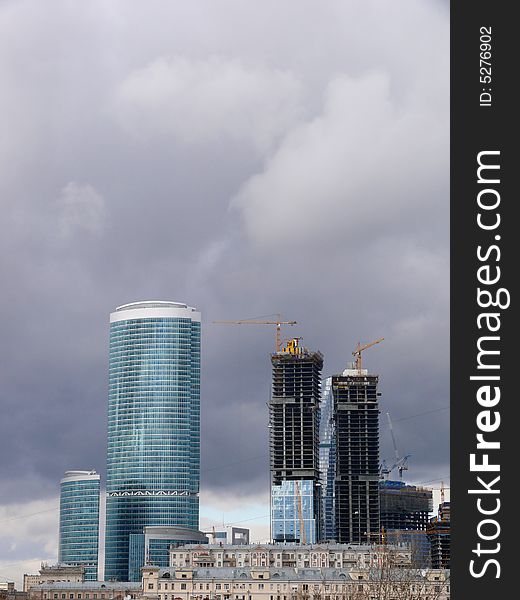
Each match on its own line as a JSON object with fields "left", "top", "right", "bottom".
{"left": 24, "top": 566, "right": 85, "bottom": 593}
{"left": 142, "top": 565, "right": 450, "bottom": 600}
{"left": 27, "top": 582, "right": 142, "bottom": 600}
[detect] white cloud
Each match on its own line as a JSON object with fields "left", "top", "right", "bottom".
{"left": 113, "top": 56, "right": 305, "bottom": 152}
{"left": 0, "top": 497, "right": 59, "bottom": 587}
{"left": 201, "top": 486, "right": 269, "bottom": 512}
{"left": 56, "top": 182, "right": 107, "bottom": 238}
{"left": 233, "top": 71, "right": 448, "bottom": 250}
{"left": 200, "top": 487, "right": 270, "bottom": 544}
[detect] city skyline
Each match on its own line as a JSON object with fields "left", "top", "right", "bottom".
{"left": 0, "top": 297, "right": 449, "bottom": 585}
{"left": 0, "top": 0, "right": 449, "bottom": 587}
{"left": 56, "top": 312, "right": 442, "bottom": 579}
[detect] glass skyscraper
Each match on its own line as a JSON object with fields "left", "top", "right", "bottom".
{"left": 319, "top": 377, "right": 336, "bottom": 541}
{"left": 59, "top": 470, "right": 100, "bottom": 581}
{"left": 105, "top": 301, "right": 201, "bottom": 581}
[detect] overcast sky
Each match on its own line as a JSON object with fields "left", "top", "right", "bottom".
{"left": 0, "top": 0, "right": 449, "bottom": 585}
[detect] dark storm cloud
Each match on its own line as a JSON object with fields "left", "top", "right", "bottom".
{"left": 0, "top": 0, "right": 448, "bottom": 555}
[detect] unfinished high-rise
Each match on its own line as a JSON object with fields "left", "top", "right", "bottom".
{"left": 269, "top": 339, "right": 323, "bottom": 544}
{"left": 379, "top": 481, "right": 433, "bottom": 531}
{"left": 332, "top": 365, "right": 381, "bottom": 544}
{"left": 427, "top": 502, "right": 451, "bottom": 569}
{"left": 380, "top": 480, "right": 433, "bottom": 566}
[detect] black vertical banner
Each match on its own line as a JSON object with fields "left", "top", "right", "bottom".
{"left": 451, "top": 2, "right": 516, "bottom": 597}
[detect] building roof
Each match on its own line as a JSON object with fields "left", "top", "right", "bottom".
{"left": 157, "top": 567, "right": 449, "bottom": 583}
{"left": 31, "top": 584, "right": 141, "bottom": 591}
{"left": 173, "top": 543, "right": 401, "bottom": 552}
{"left": 143, "top": 526, "right": 207, "bottom": 541}
{"left": 33, "top": 565, "right": 85, "bottom": 574}
{"left": 111, "top": 301, "right": 200, "bottom": 323}
{"left": 61, "top": 471, "right": 99, "bottom": 484}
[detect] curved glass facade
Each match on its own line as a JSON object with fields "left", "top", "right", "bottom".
{"left": 59, "top": 471, "right": 100, "bottom": 580}
{"left": 319, "top": 377, "right": 336, "bottom": 541}
{"left": 105, "top": 302, "right": 201, "bottom": 581}
{"left": 128, "top": 526, "right": 208, "bottom": 581}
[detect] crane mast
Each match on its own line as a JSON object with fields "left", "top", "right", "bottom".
{"left": 352, "top": 337, "right": 384, "bottom": 373}
{"left": 294, "top": 480, "right": 307, "bottom": 545}
{"left": 384, "top": 412, "right": 411, "bottom": 480}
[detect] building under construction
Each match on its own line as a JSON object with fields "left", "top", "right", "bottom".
{"left": 332, "top": 362, "right": 381, "bottom": 544}
{"left": 380, "top": 480, "right": 433, "bottom": 566}
{"left": 380, "top": 480, "right": 433, "bottom": 531}
{"left": 269, "top": 338, "right": 323, "bottom": 544}
{"left": 427, "top": 501, "right": 451, "bottom": 569}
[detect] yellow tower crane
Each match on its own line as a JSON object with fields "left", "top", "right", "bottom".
{"left": 294, "top": 480, "right": 307, "bottom": 545}
{"left": 352, "top": 337, "right": 384, "bottom": 373}
{"left": 213, "top": 314, "right": 297, "bottom": 352}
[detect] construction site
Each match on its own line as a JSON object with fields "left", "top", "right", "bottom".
{"left": 379, "top": 481, "right": 433, "bottom": 531}
{"left": 379, "top": 481, "right": 434, "bottom": 567}
{"left": 213, "top": 317, "right": 325, "bottom": 544}
{"left": 269, "top": 338, "right": 323, "bottom": 485}
{"left": 269, "top": 338, "right": 323, "bottom": 544}
{"left": 213, "top": 316, "right": 449, "bottom": 567}
{"left": 427, "top": 501, "right": 451, "bottom": 569}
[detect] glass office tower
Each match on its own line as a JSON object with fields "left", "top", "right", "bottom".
{"left": 59, "top": 470, "right": 100, "bottom": 580}
{"left": 319, "top": 377, "right": 336, "bottom": 541}
{"left": 105, "top": 301, "right": 201, "bottom": 581}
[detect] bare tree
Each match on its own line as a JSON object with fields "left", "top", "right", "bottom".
{"left": 337, "top": 545, "right": 450, "bottom": 600}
